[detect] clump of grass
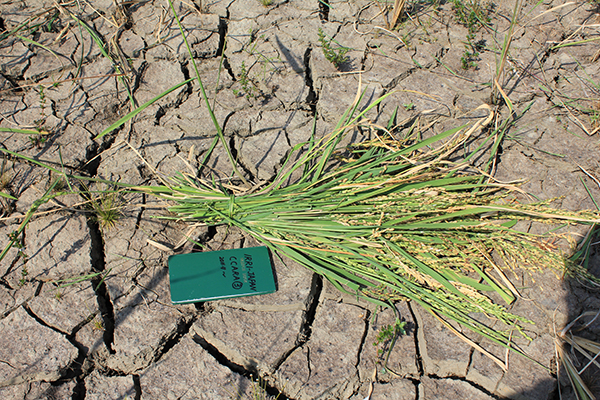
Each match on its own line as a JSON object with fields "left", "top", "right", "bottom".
{"left": 318, "top": 28, "right": 349, "bottom": 69}
{"left": 83, "top": 190, "right": 124, "bottom": 231}
{"left": 92, "top": 317, "right": 104, "bottom": 331}
{"left": 93, "top": 193, "right": 122, "bottom": 230}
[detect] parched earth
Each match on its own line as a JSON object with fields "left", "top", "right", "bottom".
{"left": 0, "top": 0, "right": 600, "bottom": 399}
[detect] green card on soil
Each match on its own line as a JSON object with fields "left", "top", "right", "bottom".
{"left": 168, "top": 246, "right": 276, "bottom": 304}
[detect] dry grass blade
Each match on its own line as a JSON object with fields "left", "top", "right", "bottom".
{"left": 375, "top": 0, "right": 407, "bottom": 30}
{"left": 431, "top": 310, "right": 509, "bottom": 371}
{"left": 556, "top": 338, "right": 596, "bottom": 400}
{"left": 390, "top": 0, "right": 407, "bottom": 29}
{"left": 556, "top": 311, "right": 600, "bottom": 400}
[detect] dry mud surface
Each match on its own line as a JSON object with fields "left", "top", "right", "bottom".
{"left": 1, "top": 0, "right": 600, "bottom": 399}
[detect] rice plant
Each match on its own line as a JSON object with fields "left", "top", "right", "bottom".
{"left": 129, "top": 91, "right": 599, "bottom": 366}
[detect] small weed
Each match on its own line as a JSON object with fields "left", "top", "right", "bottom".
{"left": 374, "top": 319, "right": 407, "bottom": 351}
{"left": 452, "top": 0, "right": 491, "bottom": 69}
{"left": 54, "top": 290, "right": 63, "bottom": 301}
{"left": 403, "top": 102, "right": 415, "bottom": 111}
{"left": 373, "top": 318, "right": 407, "bottom": 373}
{"left": 229, "top": 31, "right": 282, "bottom": 102}
{"left": 37, "top": 85, "right": 47, "bottom": 118}
{"left": 233, "top": 61, "right": 256, "bottom": 100}
{"left": 258, "top": 0, "right": 273, "bottom": 6}
{"left": 7, "top": 231, "right": 29, "bottom": 286}
{"left": 461, "top": 48, "right": 479, "bottom": 69}
{"left": 32, "top": 85, "right": 52, "bottom": 136}
{"left": 452, "top": 0, "right": 490, "bottom": 31}
{"left": 459, "top": 34, "right": 486, "bottom": 70}
{"left": 14, "top": 242, "right": 30, "bottom": 286}
{"left": 0, "top": 172, "right": 11, "bottom": 190}
{"left": 9, "top": 231, "right": 21, "bottom": 244}
{"left": 228, "top": 376, "right": 281, "bottom": 399}
{"left": 589, "top": 109, "right": 600, "bottom": 130}
{"left": 8, "top": 231, "right": 30, "bottom": 286}
{"left": 318, "top": 28, "right": 349, "bottom": 69}
{"left": 92, "top": 318, "right": 104, "bottom": 331}
{"left": 244, "top": 33, "right": 283, "bottom": 81}
{"left": 28, "top": 134, "right": 48, "bottom": 148}
{"left": 30, "top": 86, "right": 52, "bottom": 148}
{"left": 19, "top": 264, "right": 29, "bottom": 286}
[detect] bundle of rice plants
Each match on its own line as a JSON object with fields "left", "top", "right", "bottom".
{"left": 131, "top": 90, "right": 599, "bottom": 368}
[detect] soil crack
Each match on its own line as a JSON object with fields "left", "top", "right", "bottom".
{"left": 407, "top": 301, "right": 424, "bottom": 376}
{"left": 319, "top": 0, "right": 330, "bottom": 22}
{"left": 271, "top": 273, "right": 322, "bottom": 373}
{"left": 303, "top": 47, "right": 317, "bottom": 116}
{"left": 86, "top": 217, "right": 116, "bottom": 354}
{"left": 191, "top": 332, "right": 292, "bottom": 400}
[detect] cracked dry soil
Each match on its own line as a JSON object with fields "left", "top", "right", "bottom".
{"left": 1, "top": 0, "right": 600, "bottom": 399}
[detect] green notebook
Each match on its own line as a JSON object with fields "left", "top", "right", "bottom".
{"left": 168, "top": 246, "right": 276, "bottom": 304}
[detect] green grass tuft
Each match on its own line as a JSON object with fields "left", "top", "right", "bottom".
{"left": 318, "top": 28, "right": 349, "bottom": 69}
